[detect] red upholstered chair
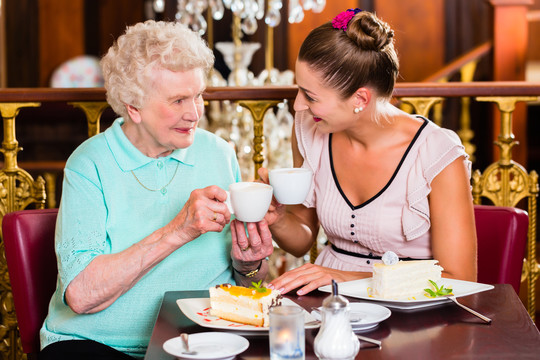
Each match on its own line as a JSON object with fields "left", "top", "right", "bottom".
{"left": 475, "top": 205, "right": 528, "bottom": 293}
{"left": 2, "top": 208, "right": 58, "bottom": 358}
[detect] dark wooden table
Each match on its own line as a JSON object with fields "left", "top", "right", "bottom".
{"left": 144, "top": 284, "right": 540, "bottom": 359}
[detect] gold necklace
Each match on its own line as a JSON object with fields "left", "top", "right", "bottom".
{"left": 131, "top": 162, "right": 180, "bottom": 192}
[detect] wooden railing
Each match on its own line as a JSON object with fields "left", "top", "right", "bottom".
{"left": 422, "top": 41, "right": 493, "bottom": 83}
{"left": 0, "top": 83, "right": 539, "bottom": 359}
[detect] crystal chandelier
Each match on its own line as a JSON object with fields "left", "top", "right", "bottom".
{"left": 151, "top": 0, "right": 326, "bottom": 36}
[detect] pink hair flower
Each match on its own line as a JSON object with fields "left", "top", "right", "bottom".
{"left": 332, "top": 8, "right": 362, "bottom": 31}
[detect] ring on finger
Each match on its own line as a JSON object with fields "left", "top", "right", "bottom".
{"left": 212, "top": 212, "right": 218, "bottom": 221}
{"left": 241, "top": 246, "right": 250, "bottom": 252}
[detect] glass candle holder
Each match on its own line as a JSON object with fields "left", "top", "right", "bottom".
{"left": 269, "top": 305, "right": 305, "bottom": 360}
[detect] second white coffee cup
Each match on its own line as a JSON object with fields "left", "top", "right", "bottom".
{"left": 225, "top": 182, "right": 273, "bottom": 222}
{"left": 269, "top": 168, "right": 313, "bottom": 205}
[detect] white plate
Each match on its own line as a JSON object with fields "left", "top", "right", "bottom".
{"left": 163, "top": 332, "right": 249, "bottom": 360}
{"left": 310, "top": 302, "right": 391, "bottom": 331}
{"left": 318, "top": 278, "right": 495, "bottom": 310}
{"left": 177, "top": 297, "right": 320, "bottom": 331}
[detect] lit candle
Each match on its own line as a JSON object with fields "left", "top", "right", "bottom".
{"left": 278, "top": 329, "right": 291, "bottom": 342}
{"left": 269, "top": 306, "right": 305, "bottom": 360}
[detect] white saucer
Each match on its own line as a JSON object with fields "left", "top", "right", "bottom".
{"left": 163, "top": 332, "right": 249, "bottom": 360}
{"left": 177, "top": 297, "right": 319, "bottom": 331}
{"left": 311, "top": 302, "right": 391, "bottom": 331}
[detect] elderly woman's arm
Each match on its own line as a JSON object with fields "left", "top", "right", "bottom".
{"left": 66, "top": 226, "right": 184, "bottom": 313}
{"left": 65, "top": 186, "right": 239, "bottom": 314}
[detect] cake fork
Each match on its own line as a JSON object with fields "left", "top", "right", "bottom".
{"left": 447, "top": 296, "right": 492, "bottom": 323}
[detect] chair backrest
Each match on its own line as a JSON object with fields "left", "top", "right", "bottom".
{"left": 2, "top": 208, "right": 59, "bottom": 355}
{"left": 475, "top": 205, "right": 528, "bottom": 293}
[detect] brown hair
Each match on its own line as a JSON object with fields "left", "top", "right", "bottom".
{"left": 298, "top": 11, "right": 398, "bottom": 100}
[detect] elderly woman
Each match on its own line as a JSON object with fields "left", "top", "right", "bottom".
{"left": 39, "top": 21, "right": 273, "bottom": 359}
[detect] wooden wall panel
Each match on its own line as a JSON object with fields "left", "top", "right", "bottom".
{"left": 5, "top": 0, "right": 39, "bottom": 86}
{"left": 0, "top": 0, "right": 6, "bottom": 87}
{"left": 374, "top": 0, "right": 445, "bottom": 82}
{"left": 286, "top": 1, "right": 359, "bottom": 72}
{"left": 94, "top": 0, "right": 145, "bottom": 57}
{"left": 36, "top": 0, "right": 144, "bottom": 87}
{"left": 527, "top": 0, "right": 540, "bottom": 60}
{"left": 38, "top": 0, "right": 85, "bottom": 87}
{"left": 285, "top": 1, "right": 445, "bottom": 82}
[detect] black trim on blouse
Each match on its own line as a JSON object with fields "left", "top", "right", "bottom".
{"left": 329, "top": 117, "right": 429, "bottom": 210}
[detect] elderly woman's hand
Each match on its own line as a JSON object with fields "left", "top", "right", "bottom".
{"left": 167, "top": 185, "right": 231, "bottom": 246}
{"left": 230, "top": 219, "right": 274, "bottom": 285}
{"left": 230, "top": 219, "right": 274, "bottom": 262}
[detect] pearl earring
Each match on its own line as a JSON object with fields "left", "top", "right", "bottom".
{"left": 354, "top": 107, "right": 363, "bottom": 114}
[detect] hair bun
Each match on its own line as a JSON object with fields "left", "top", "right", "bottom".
{"left": 347, "top": 12, "right": 394, "bottom": 52}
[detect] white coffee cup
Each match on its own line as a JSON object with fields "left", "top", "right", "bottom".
{"left": 269, "top": 168, "right": 313, "bottom": 205}
{"left": 225, "top": 182, "right": 273, "bottom": 222}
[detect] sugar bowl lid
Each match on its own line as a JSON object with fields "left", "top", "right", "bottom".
{"left": 322, "top": 280, "right": 349, "bottom": 310}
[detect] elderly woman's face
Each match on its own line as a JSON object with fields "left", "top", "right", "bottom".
{"left": 127, "top": 66, "right": 206, "bottom": 158}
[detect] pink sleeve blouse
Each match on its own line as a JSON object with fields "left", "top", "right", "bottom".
{"left": 294, "top": 110, "right": 471, "bottom": 272}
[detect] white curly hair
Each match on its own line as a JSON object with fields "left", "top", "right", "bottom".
{"left": 100, "top": 20, "right": 214, "bottom": 120}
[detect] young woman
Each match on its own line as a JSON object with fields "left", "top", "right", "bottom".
{"left": 236, "top": 9, "right": 477, "bottom": 296}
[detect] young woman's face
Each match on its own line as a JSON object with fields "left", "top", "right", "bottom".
{"left": 294, "top": 60, "right": 357, "bottom": 133}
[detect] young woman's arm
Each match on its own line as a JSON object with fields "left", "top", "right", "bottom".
{"left": 429, "top": 157, "right": 477, "bottom": 282}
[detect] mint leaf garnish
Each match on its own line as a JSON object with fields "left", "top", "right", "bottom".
{"left": 424, "top": 280, "right": 453, "bottom": 298}
{"left": 249, "top": 280, "right": 267, "bottom": 293}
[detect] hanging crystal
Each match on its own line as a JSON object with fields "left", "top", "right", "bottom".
{"left": 270, "top": 0, "right": 282, "bottom": 10}
{"left": 244, "top": 0, "right": 259, "bottom": 18}
{"left": 191, "top": 12, "right": 208, "bottom": 35}
{"left": 242, "top": 15, "right": 258, "bottom": 34}
{"left": 230, "top": 0, "right": 245, "bottom": 16}
{"left": 255, "top": 0, "right": 265, "bottom": 20}
{"left": 175, "top": 0, "right": 187, "bottom": 23}
{"left": 312, "top": 0, "right": 326, "bottom": 13}
{"left": 302, "top": 0, "right": 314, "bottom": 11}
{"left": 153, "top": 0, "right": 165, "bottom": 13}
{"left": 176, "top": 11, "right": 192, "bottom": 25}
{"left": 288, "top": 0, "right": 304, "bottom": 24}
{"left": 193, "top": 0, "right": 207, "bottom": 13}
{"left": 265, "top": 8, "right": 281, "bottom": 27}
{"left": 177, "top": 0, "right": 187, "bottom": 11}
{"left": 209, "top": 0, "right": 225, "bottom": 20}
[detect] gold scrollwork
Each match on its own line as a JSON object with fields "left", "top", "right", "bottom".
{"left": 237, "top": 100, "right": 281, "bottom": 179}
{"left": 399, "top": 97, "right": 444, "bottom": 123}
{"left": 0, "top": 102, "right": 47, "bottom": 360}
{"left": 476, "top": 163, "right": 529, "bottom": 207}
{"left": 68, "top": 101, "right": 109, "bottom": 137}
{"left": 472, "top": 95, "right": 539, "bottom": 320}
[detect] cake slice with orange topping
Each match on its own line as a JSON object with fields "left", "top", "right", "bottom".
{"left": 209, "top": 282, "right": 282, "bottom": 326}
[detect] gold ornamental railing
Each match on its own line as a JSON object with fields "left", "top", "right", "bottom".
{"left": 0, "top": 83, "right": 539, "bottom": 359}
